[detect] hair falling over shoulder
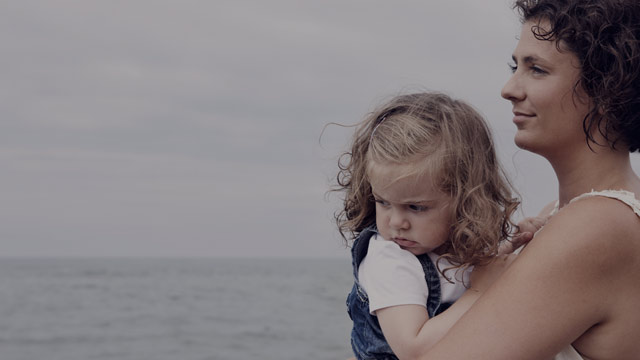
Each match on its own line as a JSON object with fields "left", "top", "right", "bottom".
{"left": 332, "top": 92, "right": 520, "bottom": 269}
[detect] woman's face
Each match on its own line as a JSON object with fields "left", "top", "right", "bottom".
{"left": 501, "top": 20, "right": 591, "bottom": 156}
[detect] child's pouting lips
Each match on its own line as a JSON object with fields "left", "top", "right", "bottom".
{"left": 392, "top": 237, "right": 418, "bottom": 248}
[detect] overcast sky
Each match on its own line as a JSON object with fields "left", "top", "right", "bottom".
{"left": 2, "top": 1, "right": 638, "bottom": 258}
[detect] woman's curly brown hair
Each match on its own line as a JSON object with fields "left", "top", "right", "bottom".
{"left": 333, "top": 92, "right": 519, "bottom": 270}
{"left": 514, "top": 0, "right": 640, "bottom": 152}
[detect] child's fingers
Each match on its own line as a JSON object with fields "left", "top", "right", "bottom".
{"left": 500, "top": 215, "right": 549, "bottom": 255}
{"left": 517, "top": 220, "right": 536, "bottom": 234}
{"left": 498, "top": 231, "right": 533, "bottom": 255}
{"left": 518, "top": 216, "right": 549, "bottom": 234}
{"left": 529, "top": 216, "right": 548, "bottom": 230}
{"left": 512, "top": 216, "right": 549, "bottom": 245}
{"left": 498, "top": 240, "right": 514, "bottom": 255}
{"left": 514, "top": 231, "right": 534, "bottom": 245}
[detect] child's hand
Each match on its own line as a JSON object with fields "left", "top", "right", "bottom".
{"left": 498, "top": 215, "right": 549, "bottom": 254}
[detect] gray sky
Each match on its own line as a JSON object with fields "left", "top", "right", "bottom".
{"left": 2, "top": 1, "right": 638, "bottom": 258}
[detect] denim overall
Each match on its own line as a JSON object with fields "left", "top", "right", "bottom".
{"left": 346, "top": 227, "right": 452, "bottom": 360}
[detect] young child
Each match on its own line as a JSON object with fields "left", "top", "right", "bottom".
{"left": 334, "top": 92, "right": 519, "bottom": 359}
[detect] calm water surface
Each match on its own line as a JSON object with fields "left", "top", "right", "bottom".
{"left": 0, "top": 257, "right": 353, "bottom": 360}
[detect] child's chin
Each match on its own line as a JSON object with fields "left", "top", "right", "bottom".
{"left": 405, "top": 247, "right": 427, "bottom": 256}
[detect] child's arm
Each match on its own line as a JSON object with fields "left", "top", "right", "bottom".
{"left": 376, "top": 288, "right": 482, "bottom": 359}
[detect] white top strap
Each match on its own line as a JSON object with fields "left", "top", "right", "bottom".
{"left": 554, "top": 344, "right": 584, "bottom": 360}
{"left": 550, "top": 189, "right": 640, "bottom": 217}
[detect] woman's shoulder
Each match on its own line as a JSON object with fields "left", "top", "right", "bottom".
{"left": 557, "top": 191, "right": 640, "bottom": 235}
{"left": 508, "top": 194, "right": 640, "bottom": 330}
{"left": 542, "top": 191, "right": 640, "bottom": 358}
{"left": 535, "top": 193, "right": 640, "bottom": 270}
{"left": 568, "top": 189, "right": 640, "bottom": 216}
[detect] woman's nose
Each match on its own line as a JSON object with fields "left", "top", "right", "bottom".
{"left": 501, "top": 73, "right": 524, "bottom": 102}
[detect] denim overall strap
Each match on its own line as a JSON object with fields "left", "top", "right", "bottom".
{"left": 348, "top": 227, "right": 399, "bottom": 359}
{"left": 416, "top": 253, "right": 443, "bottom": 317}
{"left": 351, "top": 227, "right": 378, "bottom": 280}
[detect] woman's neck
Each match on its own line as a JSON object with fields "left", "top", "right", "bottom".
{"left": 548, "top": 145, "right": 638, "bottom": 207}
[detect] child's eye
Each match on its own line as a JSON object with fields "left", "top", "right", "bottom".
{"left": 374, "top": 199, "right": 390, "bottom": 207}
{"left": 408, "top": 204, "right": 428, "bottom": 212}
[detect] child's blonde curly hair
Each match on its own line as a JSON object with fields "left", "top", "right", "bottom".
{"left": 334, "top": 92, "right": 519, "bottom": 270}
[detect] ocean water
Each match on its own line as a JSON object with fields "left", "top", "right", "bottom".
{"left": 0, "top": 257, "right": 354, "bottom": 360}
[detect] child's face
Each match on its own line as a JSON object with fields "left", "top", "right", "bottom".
{"left": 369, "top": 162, "right": 452, "bottom": 256}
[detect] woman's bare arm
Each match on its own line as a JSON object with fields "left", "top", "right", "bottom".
{"left": 417, "top": 197, "right": 634, "bottom": 359}
{"left": 375, "top": 211, "right": 537, "bottom": 359}
{"left": 376, "top": 252, "right": 518, "bottom": 358}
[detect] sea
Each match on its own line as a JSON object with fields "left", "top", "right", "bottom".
{"left": 0, "top": 257, "right": 355, "bottom": 360}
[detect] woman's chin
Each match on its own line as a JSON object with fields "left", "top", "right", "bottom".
{"left": 513, "top": 138, "right": 550, "bottom": 158}
{"left": 513, "top": 133, "right": 536, "bottom": 152}
{"left": 513, "top": 135, "right": 529, "bottom": 150}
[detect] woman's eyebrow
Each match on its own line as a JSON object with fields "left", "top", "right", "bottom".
{"left": 513, "top": 54, "right": 546, "bottom": 65}
{"left": 511, "top": 55, "right": 547, "bottom": 65}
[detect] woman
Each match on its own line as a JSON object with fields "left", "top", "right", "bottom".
{"left": 416, "top": 0, "right": 640, "bottom": 359}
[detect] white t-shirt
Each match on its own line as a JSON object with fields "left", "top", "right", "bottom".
{"left": 358, "top": 234, "right": 470, "bottom": 315}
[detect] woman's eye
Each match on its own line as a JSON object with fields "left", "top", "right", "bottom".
{"left": 531, "top": 65, "right": 547, "bottom": 75}
{"left": 508, "top": 62, "right": 517, "bottom": 73}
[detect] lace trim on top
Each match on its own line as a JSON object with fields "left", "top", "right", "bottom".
{"left": 550, "top": 189, "right": 640, "bottom": 217}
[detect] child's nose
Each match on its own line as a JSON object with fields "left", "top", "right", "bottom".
{"left": 389, "top": 209, "right": 408, "bottom": 230}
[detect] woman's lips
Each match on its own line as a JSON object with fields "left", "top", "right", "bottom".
{"left": 512, "top": 111, "right": 534, "bottom": 126}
